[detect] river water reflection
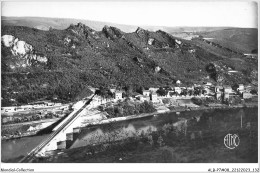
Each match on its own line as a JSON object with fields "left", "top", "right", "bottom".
{"left": 71, "top": 107, "right": 258, "bottom": 152}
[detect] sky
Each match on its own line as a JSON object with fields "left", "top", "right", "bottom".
{"left": 1, "top": 1, "right": 258, "bottom": 28}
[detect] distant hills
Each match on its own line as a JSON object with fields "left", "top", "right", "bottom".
{"left": 2, "top": 16, "right": 233, "bottom": 33}
{"left": 198, "top": 28, "right": 258, "bottom": 54}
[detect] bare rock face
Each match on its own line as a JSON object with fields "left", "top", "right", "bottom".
{"left": 175, "top": 39, "right": 182, "bottom": 45}
{"left": 12, "top": 40, "right": 33, "bottom": 56}
{"left": 136, "top": 27, "right": 145, "bottom": 34}
{"left": 102, "top": 25, "right": 124, "bottom": 40}
{"left": 67, "top": 23, "right": 93, "bottom": 39}
{"left": 1, "top": 35, "right": 48, "bottom": 68}
{"left": 155, "top": 66, "right": 161, "bottom": 73}
{"left": 1, "top": 35, "right": 15, "bottom": 47}
{"left": 148, "top": 38, "right": 154, "bottom": 45}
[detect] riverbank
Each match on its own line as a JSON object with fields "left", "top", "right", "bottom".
{"left": 32, "top": 107, "right": 258, "bottom": 163}
{"left": 79, "top": 102, "right": 258, "bottom": 128}
{"left": 2, "top": 101, "right": 257, "bottom": 141}
{"left": 2, "top": 104, "right": 258, "bottom": 162}
{"left": 1, "top": 118, "right": 61, "bottom": 140}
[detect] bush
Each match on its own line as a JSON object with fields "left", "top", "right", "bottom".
{"left": 104, "top": 100, "right": 156, "bottom": 118}
{"left": 191, "top": 97, "right": 203, "bottom": 105}
{"left": 162, "top": 98, "right": 170, "bottom": 104}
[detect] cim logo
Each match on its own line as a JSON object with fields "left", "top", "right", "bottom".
{"left": 224, "top": 134, "right": 240, "bottom": 149}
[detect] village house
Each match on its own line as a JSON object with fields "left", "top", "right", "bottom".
{"left": 110, "top": 88, "right": 116, "bottom": 93}
{"left": 223, "top": 85, "right": 232, "bottom": 93}
{"left": 91, "top": 95, "right": 107, "bottom": 107}
{"left": 136, "top": 95, "right": 150, "bottom": 102}
{"left": 150, "top": 92, "right": 159, "bottom": 103}
{"left": 114, "top": 91, "right": 123, "bottom": 100}
{"left": 187, "top": 86, "right": 194, "bottom": 91}
{"left": 174, "top": 87, "right": 182, "bottom": 94}
{"left": 21, "top": 105, "right": 33, "bottom": 110}
{"left": 176, "top": 80, "right": 181, "bottom": 85}
{"left": 1, "top": 106, "right": 16, "bottom": 113}
{"left": 149, "top": 87, "right": 159, "bottom": 93}
{"left": 215, "top": 92, "right": 222, "bottom": 100}
{"left": 224, "top": 92, "right": 230, "bottom": 100}
{"left": 242, "top": 92, "right": 252, "bottom": 99}
{"left": 167, "top": 90, "right": 176, "bottom": 97}
{"left": 142, "top": 90, "right": 150, "bottom": 97}
{"left": 205, "top": 82, "right": 212, "bottom": 86}
{"left": 237, "top": 84, "right": 245, "bottom": 94}
{"left": 238, "top": 84, "right": 244, "bottom": 91}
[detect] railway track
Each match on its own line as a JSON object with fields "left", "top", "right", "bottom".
{"left": 19, "top": 95, "right": 95, "bottom": 163}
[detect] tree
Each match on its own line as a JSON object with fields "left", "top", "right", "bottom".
{"left": 147, "top": 135, "right": 154, "bottom": 146}
{"left": 188, "top": 90, "right": 194, "bottom": 96}
{"left": 250, "top": 89, "right": 258, "bottom": 95}
{"left": 232, "top": 83, "right": 239, "bottom": 91}
{"left": 124, "top": 85, "right": 133, "bottom": 97}
{"left": 96, "top": 86, "right": 113, "bottom": 99}
{"left": 157, "top": 135, "right": 164, "bottom": 147}
{"left": 191, "top": 97, "right": 203, "bottom": 105}
{"left": 180, "top": 89, "right": 188, "bottom": 96}
{"left": 156, "top": 87, "right": 167, "bottom": 96}
{"left": 136, "top": 85, "right": 144, "bottom": 94}
{"left": 169, "top": 91, "right": 177, "bottom": 97}
{"left": 162, "top": 99, "right": 170, "bottom": 104}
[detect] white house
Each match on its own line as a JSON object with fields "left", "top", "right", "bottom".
{"left": 114, "top": 91, "right": 123, "bottom": 100}
{"left": 243, "top": 92, "right": 252, "bottom": 99}
{"left": 167, "top": 91, "right": 176, "bottom": 97}
{"left": 150, "top": 92, "right": 158, "bottom": 102}
{"left": 205, "top": 82, "right": 212, "bottom": 86}
{"left": 237, "top": 84, "right": 245, "bottom": 93}
{"left": 143, "top": 90, "right": 150, "bottom": 97}
{"left": 110, "top": 88, "right": 116, "bottom": 93}
{"left": 136, "top": 95, "right": 150, "bottom": 102}
{"left": 223, "top": 85, "right": 232, "bottom": 93}
{"left": 174, "top": 87, "right": 182, "bottom": 94}
{"left": 149, "top": 87, "right": 159, "bottom": 92}
{"left": 216, "top": 92, "right": 222, "bottom": 100}
{"left": 1, "top": 106, "right": 16, "bottom": 113}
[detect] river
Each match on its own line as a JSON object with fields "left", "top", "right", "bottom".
{"left": 70, "top": 107, "right": 258, "bottom": 149}
{"left": 1, "top": 134, "right": 49, "bottom": 162}
{"left": 1, "top": 107, "right": 258, "bottom": 162}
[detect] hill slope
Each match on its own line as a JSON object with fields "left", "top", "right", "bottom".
{"left": 198, "top": 28, "right": 258, "bottom": 54}
{"left": 1, "top": 23, "right": 258, "bottom": 106}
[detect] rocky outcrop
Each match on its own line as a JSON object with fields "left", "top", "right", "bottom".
{"left": 135, "top": 27, "right": 149, "bottom": 39}
{"left": 148, "top": 38, "right": 154, "bottom": 45}
{"left": 102, "top": 25, "right": 124, "bottom": 39}
{"left": 1, "top": 35, "right": 48, "bottom": 68}
{"left": 1, "top": 35, "right": 15, "bottom": 47}
{"left": 67, "top": 23, "right": 93, "bottom": 39}
{"left": 155, "top": 66, "right": 161, "bottom": 73}
{"left": 175, "top": 39, "right": 182, "bottom": 45}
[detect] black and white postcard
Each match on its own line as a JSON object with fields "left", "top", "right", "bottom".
{"left": 1, "top": 1, "right": 259, "bottom": 172}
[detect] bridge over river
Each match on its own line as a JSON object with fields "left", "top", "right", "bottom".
{"left": 19, "top": 95, "right": 95, "bottom": 163}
